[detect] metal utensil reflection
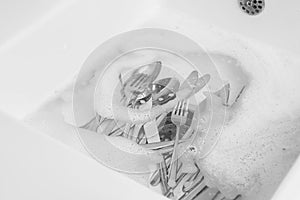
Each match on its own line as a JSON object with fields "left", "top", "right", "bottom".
{"left": 168, "top": 100, "right": 189, "bottom": 187}
{"left": 121, "top": 61, "right": 162, "bottom": 105}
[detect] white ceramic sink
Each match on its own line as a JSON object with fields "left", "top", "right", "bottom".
{"left": 0, "top": 0, "right": 299, "bottom": 199}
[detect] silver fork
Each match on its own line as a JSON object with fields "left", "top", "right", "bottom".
{"left": 122, "top": 73, "right": 151, "bottom": 138}
{"left": 122, "top": 61, "right": 161, "bottom": 105}
{"left": 168, "top": 100, "right": 189, "bottom": 188}
{"left": 122, "top": 73, "right": 151, "bottom": 105}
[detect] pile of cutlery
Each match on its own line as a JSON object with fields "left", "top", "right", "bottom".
{"left": 81, "top": 61, "right": 242, "bottom": 200}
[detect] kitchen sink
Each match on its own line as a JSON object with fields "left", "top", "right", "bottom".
{"left": 0, "top": 0, "right": 300, "bottom": 200}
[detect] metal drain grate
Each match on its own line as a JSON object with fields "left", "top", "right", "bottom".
{"left": 239, "top": 0, "right": 265, "bottom": 16}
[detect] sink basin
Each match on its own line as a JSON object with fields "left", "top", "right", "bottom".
{"left": 0, "top": 0, "right": 299, "bottom": 200}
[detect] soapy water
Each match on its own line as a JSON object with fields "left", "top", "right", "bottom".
{"left": 108, "top": 48, "right": 200, "bottom": 138}
{"left": 24, "top": 19, "right": 300, "bottom": 199}
{"left": 72, "top": 29, "right": 228, "bottom": 175}
{"left": 71, "top": 30, "right": 235, "bottom": 199}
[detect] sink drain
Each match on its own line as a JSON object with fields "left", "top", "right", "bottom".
{"left": 239, "top": 0, "right": 265, "bottom": 16}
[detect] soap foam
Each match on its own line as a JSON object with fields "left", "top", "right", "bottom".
{"left": 140, "top": 9, "right": 300, "bottom": 200}
{"left": 26, "top": 8, "right": 300, "bottom": 200}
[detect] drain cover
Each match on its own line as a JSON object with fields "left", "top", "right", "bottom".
{"left": 239, "top": 0, "right": 265, "bottom": 16}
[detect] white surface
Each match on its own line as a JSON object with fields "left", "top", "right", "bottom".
{"left": 272, "top": 156, "right": 300, "bottom": 200}
{"left": 0, "top": 112, "right": 166, "bottom": 200}
{"left": 163, "top": 0, "right": 300, "bottom": 55}
{"left": 0, "top": 0, "right": 159, "bottom": 118}
{"left": 0, "top": 0, "right": 299, "bottom": 119}
{"left": 0, "top": 0, "right": 64, "bottom": 45}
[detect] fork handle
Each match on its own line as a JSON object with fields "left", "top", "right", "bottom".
{"left": 168, "top": 125, "right": 181, "bottom": 187}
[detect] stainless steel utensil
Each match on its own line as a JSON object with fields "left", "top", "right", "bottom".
{"left": 121, "top": 61, "right": 162, "bottom": 105}
{"left": 168, "top": 100, "right": 189, "bottom": 188}
{"left": 180, "top": 182, "right": 207, "bottom": 200}
{"left": 81, "top": 114, "right": 103, "bottom": 132}
{"left": 214, "top": 83, "right": 230, "bottom": 106}
{"left": 140, "top": 139, "right": 188, "bottom": 150}
{"left": 159, "top": 156, "right": 169, "bottom": 194}
{"left": 182, "top": 170, "right": 204, "bottom": 192}
{"left": 141, "top": 98, "right": 161, "bottom": 143}
{"left": 212, "top": 191, "right": 225, "bottom": 200}
{"left": 152, "top": 77, "right": 180, "bottom": 106}
{"left": 149, "top": 167, "right": 161, "bottom": 186}
{"left": 121, "top": 62, "right": 162, "bottom": 138}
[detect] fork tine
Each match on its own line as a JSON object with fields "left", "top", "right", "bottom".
{"left": 182, "top": 100, "right": 187, "bottom": 116}
{"left": 182, "top": 100, "right": 186, "bottom": 116}
{"left": 172, "top": 102, "right": 178, "bottom": 115}
{"left": 172, "top": 108, "right": 176, "bottom": 116}
{"left": 135, "top": 74, "right": 147, "bottom": 87}
{"left": 140, "top": 74, "right": 151, "bottom": 86}
{"left": 184, "top": 100, "right": 189, "bottom": 117}
{"left": 177, "top": 100, "right": 182, "bottom": 115}
{"left": 130, "top": 73, "right": 143, "bottom": 86}
{"left": 181, "top": 100, "right": 186, "bottom": 116}
{"left": 177, "top": 101, "right": 181, "bottom": 116}
{"left": 179, "top": 100, "right": 185, "bottom": 124}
